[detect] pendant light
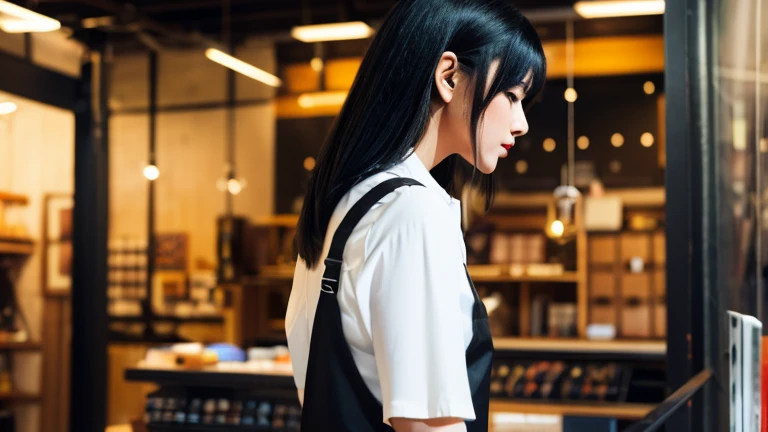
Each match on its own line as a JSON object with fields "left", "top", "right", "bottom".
{"left": 214, "top": 0, "right": 246, "bottom": 208}
{"left": 546, "top": 20, "right": 581, "bottom": 244}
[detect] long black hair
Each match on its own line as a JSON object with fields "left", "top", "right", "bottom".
{"left": 297, "top": 0, "right": 546, "bottom": 268}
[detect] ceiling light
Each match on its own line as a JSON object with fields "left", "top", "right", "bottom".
{"left": 291, "top": 21, "right": 374, "bottom": 43}
{"left": 0, "top": 0, "right": 60, "bottom": 33}
{"left": 0, "top": 101, "right": 17, "bottom": 115}
{"left": 297, "top": 91, "right": 348, "bottom": 109}
{"left": 574, "top": 0, "right": 665, "bottom": 18}
{"left": 205, "top": 48, "right": 282, "bottom": 87}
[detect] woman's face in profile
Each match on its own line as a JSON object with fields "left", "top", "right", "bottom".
{"left": 448, "top": 62, "right": 531, "bottom": 174}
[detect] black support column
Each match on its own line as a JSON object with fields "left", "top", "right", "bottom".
{"left": 664, "top": 0, "right": 727, "bottom": 431}
{"left": 70, "top": 48, "right": 110, "bottom": 432}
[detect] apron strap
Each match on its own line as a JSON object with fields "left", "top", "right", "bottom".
{"left": 321, "top": 177, "right": 424, "bottom": 295}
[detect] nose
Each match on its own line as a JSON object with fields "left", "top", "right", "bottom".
{"left": 511, "top": 103, "right": 529, "bottom": 137}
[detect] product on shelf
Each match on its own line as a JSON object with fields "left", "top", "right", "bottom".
{"left": 490, "top": 360, "right": 629, "bottom": 403}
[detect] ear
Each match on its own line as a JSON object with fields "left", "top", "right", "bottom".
{"left": 434, "top": 51, "right": 459, "bottom": 104}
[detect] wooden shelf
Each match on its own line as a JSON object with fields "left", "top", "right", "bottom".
{"left": 0, "top": 192, "right": 29, "bottom": 206}
{"left": 108, "top": 315, "right": 224, "bottom": 325}
{"left": 0, "top": 238, "right": 34, "bottom": 255}
{"left": 469, "top": 267, "right": 579, "bottom": 283}
{"left": 246, "top": 265, "right": 580, "bottom": 285}
{"left": 493, "top": 337, "right": 666, "bottom": 357}
{"left": 490, "top": 399, "right": 655, "bottom": 420}
{"left": 0, "top": 391, "right": 41, "bottom": 403}
{"left": 0, "top": 341, "right": 41, "bottom": 351}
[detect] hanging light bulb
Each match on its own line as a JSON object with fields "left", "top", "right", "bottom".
{"left": 545, "top": 185, "right": 581, "bottom": 243}
{"left": 227, "top": 178, "right": 247, "bottom": 195}
{"left": 143, "top": 164, "right": 159, "bottom": 181}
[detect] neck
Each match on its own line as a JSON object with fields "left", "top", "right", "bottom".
{"left": 413, "top": 108, "right": 451, "bottom": 171}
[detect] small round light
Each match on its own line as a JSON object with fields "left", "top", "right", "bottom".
{"left": 543, "top": 138, "right": 556, "bottom": 152}
{"left": 550, "top": 220, "right": 564, "bottom": 237}
{"left": 227, "top": 179, "right": 243, "bottom": 195}
{"left": 609, "top": 160, "right": 622, "bottom": 173}
{"left": 143, "top": 164, "right": 160, "bottom": 181}
{"left": 640, "top": 132, "right": 655, "bottom": 147}
{"left": 577, "top": 136, "right": 590, "bottom": 150}
{"left": 0, "top": 102, "right": 17, "bottom": 116}
{"left": 303, "top": 156, "right": 316, "bottom": 171}
{"left": 515, "top": 160, "right": 528, "bottom": 174}
{"left": 564, "top": 88, "right": 578, "bottom": 103}
{"left": 644, "top": 81, "right": 656, "bottom": 95}
{"left": 310, "top": 57, "right": 324, "bottom": 72}
{"left": 611, "top": 133, "right": 624, "bottom": 148}
{"left": 761, "top": 138, "right": 768, "bottom": 153}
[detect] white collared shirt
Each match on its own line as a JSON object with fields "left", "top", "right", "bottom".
{"left": 285, "top": 152, "right": 476, "bottom": 424}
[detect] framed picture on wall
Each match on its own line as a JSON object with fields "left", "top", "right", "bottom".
{"left": 43, "top": 194, "right": 73, "bottom": 296}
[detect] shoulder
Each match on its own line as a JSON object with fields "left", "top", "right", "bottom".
{"left": 364, "top": 183, "right": 455, "bottom": 255}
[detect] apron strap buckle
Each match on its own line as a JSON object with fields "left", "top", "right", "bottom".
{"left": 321, "top": 257, "right": 343, "bottom": 294}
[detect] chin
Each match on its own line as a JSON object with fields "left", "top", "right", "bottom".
{"left": 476, "top": 158, "right": 497, "bottom": 174}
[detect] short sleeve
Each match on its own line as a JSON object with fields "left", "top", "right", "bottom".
{"left": 364, "top": 188, "right": 475, "bottom": 424}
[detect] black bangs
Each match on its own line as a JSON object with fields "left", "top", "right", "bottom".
{"left": 485, "top": 30, "right": 547, "bottom": 108}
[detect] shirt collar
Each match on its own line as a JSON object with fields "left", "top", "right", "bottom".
{"left": 400, "top": 151, "right": 455, "bottom": 205}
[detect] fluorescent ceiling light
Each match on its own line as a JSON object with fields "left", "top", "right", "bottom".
{"left": 205, "top": 48, "right": 282, "bottom": 87}
{"left": 573, "top": 0, "right": 664, "bottom": 18}
{"left": 297, "top": 91, "right": 348, "bottom": 109}
{"left": 0, "top": 102, "right": 17, "bottom": 115}
{"left": 291, "top": 21, "right": 374, "bottom": 42}
{"left": 0, "top": 0, "right": 60, "bottom": 33}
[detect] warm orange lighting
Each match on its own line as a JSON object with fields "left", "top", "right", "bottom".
{"left": 611, "top": 133, "right": 624, "bottom": 148}
{"left": 291, "top": 21, "right": 374, "bottom": 42}
{"left": 574, "top": 0, "right": 665, "bottom": 18}
{"left": 564, "top": 88, "right": 578, "bottom": 102}
{"left": 543, "top": 138, "right": 556, "bottom": 152}
{"left": 297, "top": 91, "right": 348, "bottom": 109}
{"left": 205, "top": 48, "right": 282, "bottom": 87}
{"left": 515, "top": 160, "right": 528, "bottom": 174}
{"left": 143, "top": 164, "right": 160, "bottom": 181}
{"left": 641, "top": 132, "right": 655, "bottom": 147}
{"left": 577, "top": 136, "right": 590, "bottom": 150}
{"left": 644, "top": 81, "right": 656, "bottom": 95}
{"left": 0, "top": 0, "right": 60, "bottom": 33}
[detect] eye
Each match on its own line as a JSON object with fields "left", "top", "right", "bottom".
{"left": 505, "top": 92, "right": 520, "bottom": 103}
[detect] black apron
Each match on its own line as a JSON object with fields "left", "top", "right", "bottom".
{"left": 300, "top": 177, "right": 494, "bottom": 432}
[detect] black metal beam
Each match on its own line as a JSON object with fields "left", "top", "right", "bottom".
{"left": 0, "top": 50, "right": 76, "bottom": 110}
{"left": 70, "top": 48, "right": 110, "bottom": 432}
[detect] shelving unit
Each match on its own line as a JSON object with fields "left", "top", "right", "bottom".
{"left": 0, "top": 341, "right": 42, "bottom": 351}
{"left": 0, "top": 391, "right": 42, "bottom": 403}
{"left": 489, "top": 400, "right": 655, "bottom": 420}
{"left": 0, "top": 238, "right": 34, "bottom": 256}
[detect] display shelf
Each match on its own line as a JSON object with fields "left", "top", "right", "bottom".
{"left": 109, "top": 315, "right": 225, "bottom": 325}
{"left": 489, "top": 400, "right": 655, "bottom": 420}
{"left": 247, "top": 265, "right": 580, "bottom": 284}
{"left": 146, "top": 426, "right": 279, "bottom": 432}
{"left": 0, "top": 238, "right": 34, "bottom": 255}
{"left": 125, "top": 366, "right": 295, "bottom": 390}
{"left": 0, "top": 192, "right": 29, "bottom": 205}
{"left": 493, "top": 337, "right": 666, "bottom": 357}
{"left": 0, "top": 341, "right": 41, "bottom": 351}
{"left": 0, "top": 391, "right": 41, "bottom": 403}
{"left": 469, "top": 268, "right": 579, "bottom": 283}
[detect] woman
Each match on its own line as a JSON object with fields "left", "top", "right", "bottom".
{"left": 285, "top": 0, "right": 546, "bottom": 430}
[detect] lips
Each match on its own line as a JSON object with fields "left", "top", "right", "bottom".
{"left": 502, "top": 144, "right": 513, "bottom": 151}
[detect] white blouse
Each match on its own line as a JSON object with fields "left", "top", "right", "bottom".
{"left": 285, "top": 152, "right": 476, "bottom": 424}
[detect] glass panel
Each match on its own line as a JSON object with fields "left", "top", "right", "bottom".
{"left": 713, "top": 0, "right": 762, "bottom": 317}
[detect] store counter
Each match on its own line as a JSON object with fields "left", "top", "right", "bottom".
{"left": 126, "top": 339, "right": 665, "bottom": 431}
